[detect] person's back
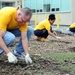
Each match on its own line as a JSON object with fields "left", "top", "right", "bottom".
{"left": 34, "top": 19, "right": 50, "bottom": 31}
{"left": 70, "top": 23, "right": 75, "bottom": 28}
{"left": 0, "top": 7, "right": 28, "bottom": 32}
{"left": 0, "top": 7, "right": 17, "bottom": 14}
{"left": 0, "top": 7, "right": 19, "bottom": 31}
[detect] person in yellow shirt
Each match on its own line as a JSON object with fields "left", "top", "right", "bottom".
{"left": 0, "top": 7, "right": 34, "bottom": 64}
{"left": 69, "top": 23, "right": 75, "bottom": 33}
{"left": 34, "top": 14, "right": 61, "bottom": 42}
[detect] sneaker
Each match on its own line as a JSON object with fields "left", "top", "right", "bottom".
{"left": 12, "top": 50, "right": 25, "bottom": 60}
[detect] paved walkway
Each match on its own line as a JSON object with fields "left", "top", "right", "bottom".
{"left": 52, "top": 26, "right": 74, "bottom": 35}
{"left": 30, "top": 24, "right": 75, "bottom": 36}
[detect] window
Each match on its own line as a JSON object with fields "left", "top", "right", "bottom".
{"left": 24, "top": 0, "right": 43, "bottom": 12}
{"left": 24, "top": 0, "right": 71, "bottom": 13}
{"left": 43, "top": 4, "right": 50, "bottom": 12}
{"left": 24, "top": 0, "right": 36, "bottom": 13}
{"left": 2, "top": 2, "right": 14, "bottom": 7}
{"left": 51, "top": 8, "right": 55, "bottom": 11}
{"left": 51, "top": 0, "right": 60, "bottom": 12}
{"left": 24, "top": 0, "right": 30, "bottom": 8}
{"left": 43, "top": 0, "right": 51, "bottom": 12}
{"left": 36, "top": 0, "right": 43, "bottom": 12}
{"left": 60, "top": 0, "right": 70, "bottom": 12}
{"left": 56, "top": 8, "right": 59, "bottom": 11}
{"left": 31, "top": 0, "right": 36, "bottom": 12}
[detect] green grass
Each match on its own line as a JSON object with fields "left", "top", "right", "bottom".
{"left": 44, "top": 52, "right": 75, "bottom": 63}
{"left": 43, "top": 52, "right": 75, "bottom": 74}
{"left": 35, "top": 72, "right": 55, "bottom": 75}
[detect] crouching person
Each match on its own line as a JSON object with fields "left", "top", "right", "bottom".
{"left": 0, "top": 7, "right": 34, "bottom": 64}
{"left": 69, "top": 23, "right": 75, "bottom": 34}
{"left": 34, "top": 14, "right": 61, "bottom": 42}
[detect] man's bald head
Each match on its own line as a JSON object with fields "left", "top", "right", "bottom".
{"left": 16, "top": 7, "right": 32, "bottom": 24}
{"left": 19, "top": 7, "right": 32, "bottom": 16}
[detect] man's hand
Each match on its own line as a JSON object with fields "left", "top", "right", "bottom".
{"left": 25, "top": 54, "right": 32, "bottom": 64}
{"left": 7, "top": 52, "right": 18, "bottom": 63}
{"left": 56, "top": 36, "right": 61, "bottom": 39}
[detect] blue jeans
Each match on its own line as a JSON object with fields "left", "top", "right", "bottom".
{"left": 34, "top": 27, "right": 53, "bottom": 38}
{"left": 0, "top": 26, "right": 34, "bottom": 54}
{"left": 34, "top": 29, "right": 48, "bottom": 38}
{"left": 69, "top": 28, "right": 75, "bottom": 33}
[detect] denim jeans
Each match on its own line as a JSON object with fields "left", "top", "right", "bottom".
{"left": 0, "top": 26, "right": 34, "bottom": 54}
{"left": 34, "top": 29, "right": 48, "bottom": 38}
{"left": 34, "top": 27, "right": 53, "bottom": 38}
{"left": 69, "top": 28, "right": 75, "bottom": 33}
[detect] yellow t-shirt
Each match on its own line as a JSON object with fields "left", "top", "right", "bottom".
{"left": 0, "top": 7, "right": 28, "bottom": 32}
{"left": 34, "top": 20, "right": 51, "bottom": 31}
{"left": 70, "top": 23, "right": 75, "bottom": 28}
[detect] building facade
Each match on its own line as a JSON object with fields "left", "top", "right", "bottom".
{"left": 0, "top": 0, "right": 22, "bottom": 9}
{"left": 22, "top": 0, "right": 75, "bottom": 26}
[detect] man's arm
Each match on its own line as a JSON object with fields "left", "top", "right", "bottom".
{"left": 21, "top": 31, "right": 32, "bottom": 63}
{"left": 21, "top": 32, "right": 29, "bottom": 54}
{"left": 0, "top": 30, "right": 18, "bottom": 63}
{"left": 0, "top": 31, "right": 10, "bottom": 54}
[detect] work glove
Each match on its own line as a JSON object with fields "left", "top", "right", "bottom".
{"left": 7, "top": 52, "right": 18, "bottom": 63}
{"left": 53, "top": 31, "right": 57, "bottom": 35}
{"left": 25, "top": 54, "right": 32, "bottom": 64}
{"left": 56, "top": 36, "right": 61, "bottom": 39}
